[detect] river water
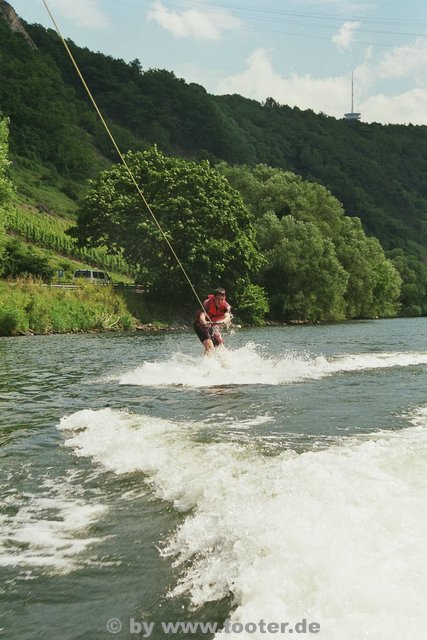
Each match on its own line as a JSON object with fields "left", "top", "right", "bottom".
{"left": 1, "top": 319, "right": 427, "bottom": 640}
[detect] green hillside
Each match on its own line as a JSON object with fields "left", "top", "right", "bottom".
{"left": 1, "top": 13, "right": 427, "bottom": 255}
{"left": 1, "top": 3, "right": 427, "bottom": 325}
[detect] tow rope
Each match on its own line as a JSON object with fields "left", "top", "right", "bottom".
{"left": 42, "top": 0, "right": 208, "bottom": 315}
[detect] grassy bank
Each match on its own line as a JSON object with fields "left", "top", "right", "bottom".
{"left": 0, "top": 280, "right": 136, "bottom": 336}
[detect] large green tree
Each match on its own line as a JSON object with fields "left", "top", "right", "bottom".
{"left": 388, "top": 248, "right": 427, "bottom": 316}
{"left": 256, "top": 213, "right": 348, "bottom": 321}
{"left": 221, "top": 163, "right": 401, "bottom": 320}
{"left": 334, "top": 217, "right": 401, "bottom": 318}
{"left": 73, "top": 147, "right": 264, "bottom": 304}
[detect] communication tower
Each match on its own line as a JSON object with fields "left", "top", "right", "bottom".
{"left": 344, "top": 71, "right": 361, "bottom": 121}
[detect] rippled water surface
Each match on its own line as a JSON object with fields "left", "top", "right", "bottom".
{"left": 1, "top": 319, "right": 427, "bottom": 639}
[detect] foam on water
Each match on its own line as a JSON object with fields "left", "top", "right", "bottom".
{"left": 117, "top": 342, "right": 427, "bottom": 387}
{"left": 59, "top": 407, "right": 427, "bottom": 639}
{"left": 0, "top": 477, "right": 107, "bottom": 573}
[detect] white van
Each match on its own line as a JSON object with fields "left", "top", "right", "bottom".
{"left": 74, "top": 269, "right": 112, "bottom": 284}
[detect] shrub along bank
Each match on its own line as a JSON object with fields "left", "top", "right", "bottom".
{"left": 0, "top": 280, "right": 136, "bottom": 336}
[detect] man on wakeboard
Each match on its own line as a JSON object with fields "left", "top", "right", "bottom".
{"left": 194, "top": 287, "right": 232, "bottom": 355}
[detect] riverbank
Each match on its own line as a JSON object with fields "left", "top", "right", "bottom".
{"left": 0, "top": 279, "right": 207, "bottom": 337}
{"left": 0, "top": 280, "right": 135, "bottom": 336}
{"left": 1, "top": 279, "right": 405, "bottom": 338}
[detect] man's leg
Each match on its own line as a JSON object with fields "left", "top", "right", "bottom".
{"left": 194, "top": 321, "right": 215, "bottom": 355}
{"left": 211, "top": 326, "right": 224, "bottom": 347}
{"left": 203, "top": 338, "right": 215, "bottom": 355}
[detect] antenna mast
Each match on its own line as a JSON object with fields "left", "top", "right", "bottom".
{"left": 344, "top": 71, "right": 361, "bottom": 121}
{"left": 351, "top": 71, "right": 355, "bottom": 112}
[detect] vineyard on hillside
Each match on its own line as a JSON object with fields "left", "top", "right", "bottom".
{"left": 3, "top": 206, "right": 133, "bottom": 276}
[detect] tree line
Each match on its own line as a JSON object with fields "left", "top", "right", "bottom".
{"left": 73, "top": 147, "right": 403, "bottom": 323}
{"left": 1, "top": 109, "right": 425, "bottom": 322}
{"left": 2, "top": 14, "right": 427, "bottom": 319}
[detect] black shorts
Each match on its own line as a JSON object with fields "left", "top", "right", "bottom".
{"left": 193, "top": 322, "right": 223, "bottom": 346}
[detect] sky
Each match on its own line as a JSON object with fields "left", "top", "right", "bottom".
{"left": 9, "top": 0, "right": 427, "bottom": 125}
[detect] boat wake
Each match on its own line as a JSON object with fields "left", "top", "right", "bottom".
{"left": 57, "top": 405, "right": 427, "bottom": 640}
{"left": 116, "top": 342, "right": 427, "bottom": 387}
{"left": 0, "top": 476, "right": 107, "bottom": 574}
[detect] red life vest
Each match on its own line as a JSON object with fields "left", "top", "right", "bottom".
{"left": 204, "top": 294, "right": 230, "bottom": 322}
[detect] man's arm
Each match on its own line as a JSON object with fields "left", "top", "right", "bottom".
{"left": 220, "top": 311, "right": 232, "bottom": 326}
{"left": 198, "top": 311, "right": 211, "bottom": 326}
{"left": 211, "top": 309, "right": 232, "bottom": 326}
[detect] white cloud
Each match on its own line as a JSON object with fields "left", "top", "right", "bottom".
{"left": 214, "top": 48, "right": 427, "bottom": 125}
{"left": 147, "top": 1, "right": 242, "bottom": 41}
{"left": 216, "top": 48, "right": 351, "bottom": 118}
{"left": 361, "top": 88, "right": 427, "bottom": 125}
{"left": 355, "top": 37, "right": 427, "bottom": 123}
{"left": 332, "top": 21, "right": 361, "bottom": 49}
{"left": 50, "top": 0, "right": 108, "bottom": 28}
{"left": 377, "top": 38, "right": 427, "bottom": 84}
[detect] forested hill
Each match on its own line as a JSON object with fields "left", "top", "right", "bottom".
{"left": 1, "top": 6, "right": 427, "bottom": 256}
